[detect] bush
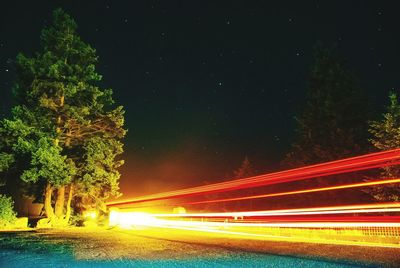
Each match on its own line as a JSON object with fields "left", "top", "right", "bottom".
{"left": 0, "top": 194, "right": 17, "bottom": 227}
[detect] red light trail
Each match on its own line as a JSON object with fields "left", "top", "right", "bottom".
{"left": 107, "top": 149, "right": 400, "bottom": 206}
{"left": 183, "top": 178, "right": 400, "bottom": 206}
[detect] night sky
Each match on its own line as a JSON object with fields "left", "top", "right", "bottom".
{"left": 1, "top": 1, "right": 399, "bottom": 197}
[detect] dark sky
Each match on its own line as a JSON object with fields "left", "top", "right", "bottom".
{"left": 1, "top": 1, "right": 399, "bottom": 197}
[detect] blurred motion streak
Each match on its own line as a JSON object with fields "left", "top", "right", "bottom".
{"left": 107, "top": 149, "right": 400, "bottom": 206}
{"left": 107, "top": 149, "right": 400, "bottom": 247}
{"left": 183, "top": 178, "right": 400, "bottom": 206}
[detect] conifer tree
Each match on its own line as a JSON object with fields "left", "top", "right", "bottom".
{"left": 368, "top": 92, "right": 400, "bottom": 201}
{"left": 0, "top": 9, "right": 125, "bottom": 224}
{"left": 284, "top": 46, "right": 370, "bottom": 167}
{"left": 233, "top": 157, "right": 255, "bottom": 179}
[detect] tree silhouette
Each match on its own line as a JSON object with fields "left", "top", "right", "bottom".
{"left": 284, "top": 45, "right": 370, "bottom": 168}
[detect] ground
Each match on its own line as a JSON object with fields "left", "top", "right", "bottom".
{"left": 1, "top": 227, "right": 399, "bottom": 267}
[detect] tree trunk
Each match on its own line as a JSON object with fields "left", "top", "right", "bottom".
{"left": 44, "top": 184, "right": 54, "bottom": 219}
{"left": 55, "top": 186, "right": 65, "bottom": 218}
{"left": 65, "top": 184, "right": 74, "bottom": 222}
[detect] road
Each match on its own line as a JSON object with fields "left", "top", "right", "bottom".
{"left": 1, "top": 227, "right": 399, "bottom": 267}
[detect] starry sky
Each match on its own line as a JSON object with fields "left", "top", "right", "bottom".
{"left": 1, "top": 1, "right": 399, "bottom": 197}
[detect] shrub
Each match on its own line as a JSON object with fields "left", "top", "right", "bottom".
{"left": 0, "top": 194, "right": 17, "bottom": 227}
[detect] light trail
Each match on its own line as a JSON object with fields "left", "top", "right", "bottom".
{"left": 118, "top": 222, "right": 400, "bottom": 249}
{"left": 147, "top": 202, "right": 400, "bottom": 218}
{"left": 209, "top": 216, "right": 400, "bottom": 223}
{"left": 107, "top": 149, "right": 400, "bottom": 207}
{"left": 145, "top": 219, "right": 400, "bottom": 228}
{"left": 110, "top": 212, "right": 400, "bottom": 248}
{"left": 110, "top": 210, "right": 400, "bottom": 231}
{"left": 183, "top": 178, "right": 400, "bottom": 206}
{"left": 107, "top": 149, "right": 400, "bottom": 249}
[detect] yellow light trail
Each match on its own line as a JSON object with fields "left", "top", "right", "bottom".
{"left": 126, "top": 222, "right": 400, "bottom": 249}
{"left": 119, "top": 216, "right": 400, "bottom": 228}
{"left": 110, "top": 203, "right": 400, "bottom": 228}
{"left": 149, "top": 202, "right": 400, "bottom": 218}
{"left": 110, "top": 213, "right": 400, "bottom": 248}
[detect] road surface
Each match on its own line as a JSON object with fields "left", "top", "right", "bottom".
{"left": 1, "top": 227, "right": 399, "bottom": 267}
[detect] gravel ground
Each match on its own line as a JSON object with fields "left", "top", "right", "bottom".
{"left": 0, "top": 227, "right": 399, "bottom": 267}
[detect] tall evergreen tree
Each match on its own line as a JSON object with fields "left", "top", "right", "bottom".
{"left": 232, "top": 157, "right": 256, "bottom": 210}
{"left": 232, "top": 156, "right": 255, "bottom": 179}
{"left": 368, "top": 92, "right": 400, "bottom": 201}
{"left": 0, "top": 9, "right": 125, "bottom": 224}
{"left": 284, "top": 46, "right": 370, "bottom": 168}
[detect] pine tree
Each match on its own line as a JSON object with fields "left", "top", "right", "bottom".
{"left": 368, "top": 92, "right": 400, "bottom": 201}
{"left": 284, "top": 46, "right": 370, "bottom": 168}
{"left": 0, "top": 9, "right": 125, "bottom": 224}
{"left": 233, "top": 157, "right": 255, "bottom": 179}
{"left": 232, "top": 157, "right": 256, "bottom": 210}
